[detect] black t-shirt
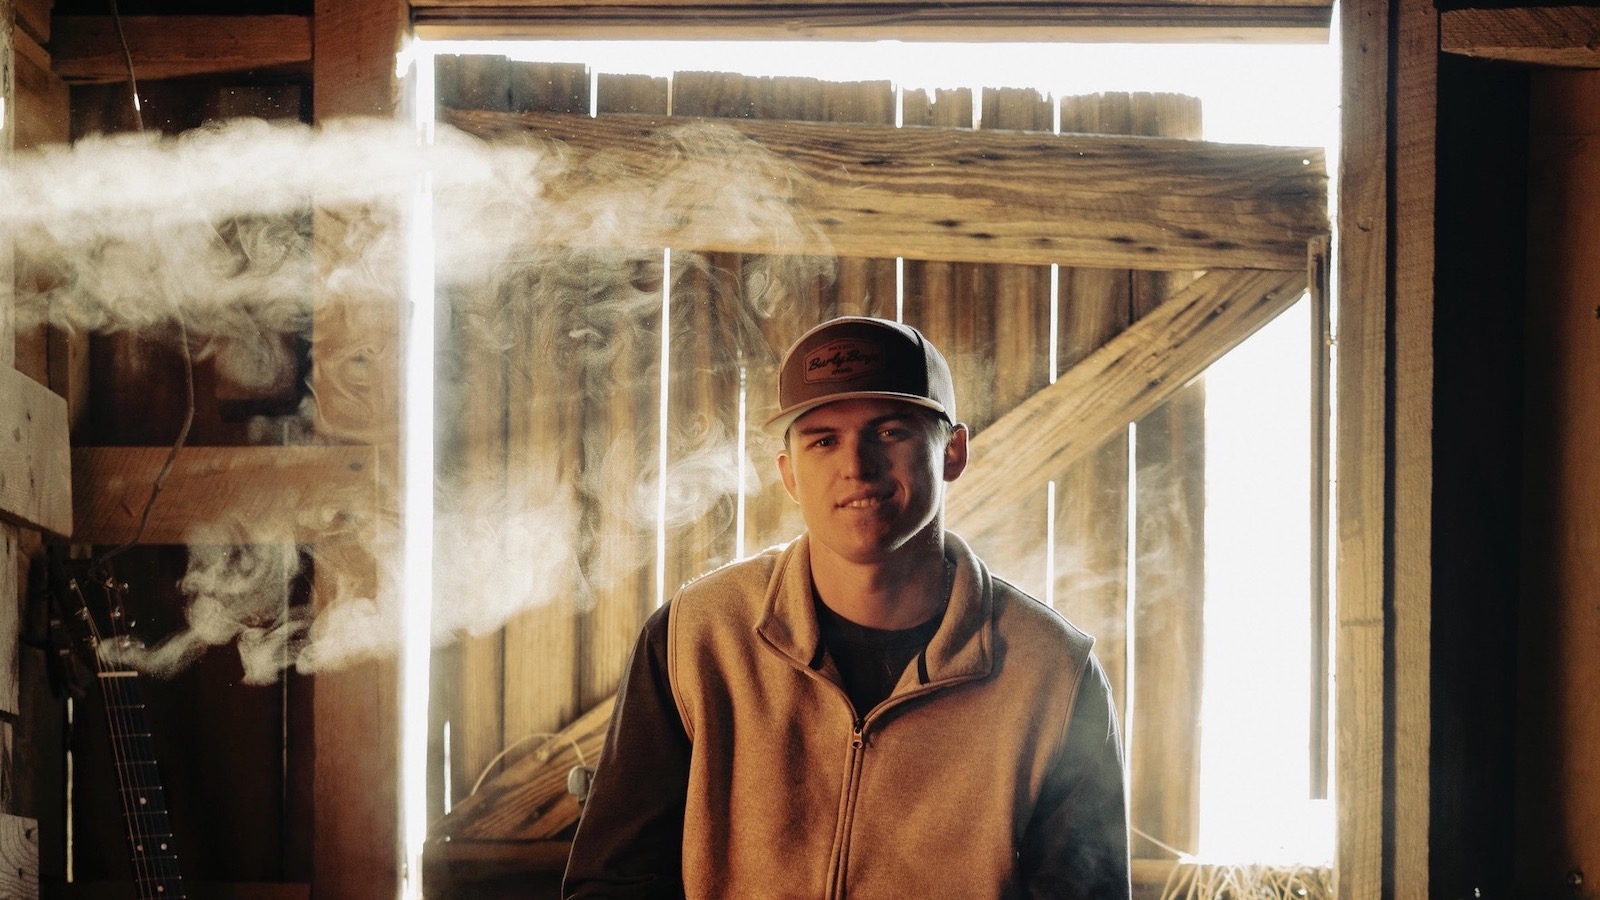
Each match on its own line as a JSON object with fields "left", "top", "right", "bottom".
{"left": 814, "top": 597, "right": 942, "bottom": 716}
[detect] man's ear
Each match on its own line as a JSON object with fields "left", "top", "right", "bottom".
{"left": 943, "top": 424, "right": 970, "bottom": 483}
{"left": 777, "top": 451, "right": 800, "bottom": 503}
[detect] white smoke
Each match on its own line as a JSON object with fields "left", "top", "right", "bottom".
{"left": 7, "top": 115, "right": 834, "bottom": 679}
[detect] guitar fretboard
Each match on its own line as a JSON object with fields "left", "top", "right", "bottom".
{"left": 98, "top": 668, "right": 187, "bottom": 900}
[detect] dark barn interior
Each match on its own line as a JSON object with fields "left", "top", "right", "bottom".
{"left": 0, "top": 1, "right": 1597, "bottom": 899}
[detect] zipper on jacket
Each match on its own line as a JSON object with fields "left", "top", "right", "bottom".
{"left": 828, "top": 717, "right": 868, "bottom": 899}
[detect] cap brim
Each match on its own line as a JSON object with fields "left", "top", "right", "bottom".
{"left": 761, "top": 392, "right": 951, "bottom": 437}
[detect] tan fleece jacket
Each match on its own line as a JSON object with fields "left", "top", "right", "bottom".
{"left": 666, "top": 532, "right": 1098, "bottom": 900}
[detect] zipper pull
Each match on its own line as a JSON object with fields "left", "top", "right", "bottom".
{"left": 851, "top": 720, "right": 865, "bottom": 749}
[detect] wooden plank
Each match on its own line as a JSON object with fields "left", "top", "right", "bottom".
{"left": 440, "top": 107, "right": 1329, "bottom": 272}
{"left": 1392, "top": 1, "right": 1435, "bottom": 896}
{"left": 0, "top": 814, "right": 38, "bottom": 900}
{"left": 947, "top": 267, "right": 1306, "bottom": 579}
{"left": 412, "top": 5, "right": 1331, "bottom": 44}
{"left": 312, "top": 0, "right": 406, "bottom": 119}
{"left": 0, "top": 525, "right": 21, "bottom": 716}
{"left": 309, "top": 3, "right": 408, "bottom": 897}
{"left": 14, "top": 0, "right": 46, "bottom": 44}
{"left": 69, "top": 445, "right": 377, "bottom": 545}
{"left": 3, "top": 1, "right": 12, "bottom": 365}
{"left": 1050, "top": 263, "right": 1131, "bottom": 723}
{"left": 50, "top": 16, "right": 312, "bottom": 84}
{"left": 1336, "top": 0, "right": 1388, "bottom": 896}
{"left": 414, "top": 0, "right": 1330, "bottom": 8}
{"left": 495, "top": 61, "right": 586, "bottom": 757}
{"left": 1123, "top": 93, "right": 1205, "bottom": 862}
{"left": 433, "top": 694, "right": 613, "bottom": 841}
{"left": 0, "top": 366, "right": 70, "bottom": 537}
{"left": 1442, "top": 7, "right": 1600, "bottom": 69}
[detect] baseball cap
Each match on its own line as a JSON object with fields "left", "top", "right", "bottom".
{"left": 763, "top": 316, "right": 957, "bottom": 436}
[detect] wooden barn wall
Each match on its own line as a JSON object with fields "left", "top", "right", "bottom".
{"left": 430, "top": 55, "right": 1217, "bottom": 862}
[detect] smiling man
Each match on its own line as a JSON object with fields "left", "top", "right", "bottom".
{"left": 564, "top": 316, "right": 1130, "bottom": 900}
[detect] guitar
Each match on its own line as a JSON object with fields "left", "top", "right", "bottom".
{"left": 54, "top": 559, "right": 188, "bottom": 900}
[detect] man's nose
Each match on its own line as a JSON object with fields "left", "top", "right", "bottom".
{"left": 844, "top": 437, "right": 884, "bottom": 478}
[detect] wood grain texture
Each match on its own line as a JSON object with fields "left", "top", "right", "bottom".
{"left": 440, "top": 107, "right": 1328, "bottom": 271}
{"left": 50, "top": 15, "right": 312, "bottom": 84}
{"left": 14, "top": 0, "right": 45, "bottom": 44}
{"left": 1392, "top": 1, "right": 1436, "bottom": 895}
{"left": 0, "top": 814, "right": 38, "bottom": 900}
{"left": 0, "top": 526, "right": 21, "bottom": 716}
{"left": 69, "top": 445, "right": 377, "bottom": 545}
{"left": 1442, "top": 7, "right": 1600, "bottom": 69}
{"left": 12, "top": 28, "right": 67, "bottom": 148}
{"left": 312, "top": 0, "right": 405, "bottom": 120}
{"left": 1336, "top": 0, "right": 1388, "bottom": 896}
{"left": 309, "top": 2, "right": 409, "bottom": 896}
{"left": 947, "top": 267, "right": 1306, "bottom": 580}
{"left": 0, "top": 366, "right": 70, "bottom": 537}
{"left": 1123, "top": 94, "right": 1206, "bottom": 862}
{"left": 411, "top": 4, "right": 1331, "bottom": 44}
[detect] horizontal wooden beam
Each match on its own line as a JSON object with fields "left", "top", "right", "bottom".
{"left": 1442, "top": 7, "right": 1600, "bottom": 69}
{"left": 432, "top": 694, "right": 613, "bottom": 842}
{"left": 442, "top": 108, "right": 1328, "bottom": 271}
{"left": 0, "top": 368, "right": 71, "bottom": 538}
{"left": 71, "top": 445, "right": 378, "bottom": 546}
{"left": 50, "top": 15, "right": 312, "bottom": 84}
{"left": 947, "top": 266, "right": 1307, "bottom": 573}
{"left": 413, "top": 4, "right": 1330, "bottom": 42}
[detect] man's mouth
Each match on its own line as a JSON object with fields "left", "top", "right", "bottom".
{"left": 839, "top": 492, "right": 889, "bottom": 510}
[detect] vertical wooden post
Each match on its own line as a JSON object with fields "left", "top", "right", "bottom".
{"left": 1392, "top": 0, "right": 1436, "bottom": 896}
{"left": 0, "top": 4, "right": 41, "bottom": 896}
{"left": 1337, "top": 0, "right": 1391, "bottom": 896}
{"left": 1519, "top": 68, "right": 1600, "bottom": 898}
{"left": 310, "top": 1, "right": 408, "bottom": 897}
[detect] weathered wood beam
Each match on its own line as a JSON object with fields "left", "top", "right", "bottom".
{"left": 309, "top": 3, "right": 409, "bottom": 898}
{"left": 49, "top": 15, "right": 311, "bottom": 84}
{"left": 0, "top": 814, "right": 39, "bottom": 900}
{"left": 441, "top": 108, "right": 1328, "bottom": 272}
{"left": 0, "top": 367, "right": 71, "bottom": 538}
{"left": 15, "top": 0, "right": 49, "bottom": 44}
{"left": 1442, "top": 7, "right": 1600, "bottom": 69}
{"left": 432, "top": 694, "right": 613, "bottom": 842}
{"left": 946, "top": 267, "right": 1307, "bottom": 572}
{"left": 413, "top": 4, "right": 1331, "bottom": 43}
{"left": 70, "top": 445, "right": 377, "bottom": 546}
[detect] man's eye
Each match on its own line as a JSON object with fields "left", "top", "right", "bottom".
{"left": 879, "top": 427, "right": 908, "bottom": 440}
{"left": 810, "top": 436, "right": 837, "bottom": 449}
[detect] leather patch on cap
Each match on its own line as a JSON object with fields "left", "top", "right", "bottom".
{"left": 804, "top": 339, "right": 885, "bottom": 383}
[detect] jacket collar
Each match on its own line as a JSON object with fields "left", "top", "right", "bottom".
{"left": 755, "top": 532, "right": 994, "bottom": 686}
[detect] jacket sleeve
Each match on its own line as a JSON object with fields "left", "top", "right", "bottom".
{"left": 562, "top": 602, "right": 690, "bottom": 900}
{"left": 1019, "top": 652, "right": 1132, "bottom": 900}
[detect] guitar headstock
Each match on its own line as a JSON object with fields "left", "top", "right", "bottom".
{"left": 44, "top": 553, "right": 148, "bottom": 680}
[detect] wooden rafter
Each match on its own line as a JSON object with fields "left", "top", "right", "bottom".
{"left": 441, "top": 108, "right": 1328, "bottom": 272}
{"left": 1442, "top": 7, "right": 1600, "bottom": 69}
{"left": 70, "top": 445, "right": 377, "bottom": 546}
{"left": 413, "top": 3, "right": 1331, "bottom": 43}
{"left": 946, "top": 266, "right": 1308, "bottom": 576}
{"left": 0, "top": 368, "right": 71, "bottom": 539}
{"left": 50, "top": 15, "right": 312, "bottom": 83}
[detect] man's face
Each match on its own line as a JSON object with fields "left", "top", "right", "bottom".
{"left": 777, "top": 398, "right": 968, "bottom": 567}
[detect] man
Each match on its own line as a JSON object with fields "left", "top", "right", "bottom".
{"left": 564, "top": 316, "right": 1130, "bottom": 900}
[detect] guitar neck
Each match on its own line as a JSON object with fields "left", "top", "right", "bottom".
{"left": 98, "top": 669, "right": 187, "bottom": 900}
